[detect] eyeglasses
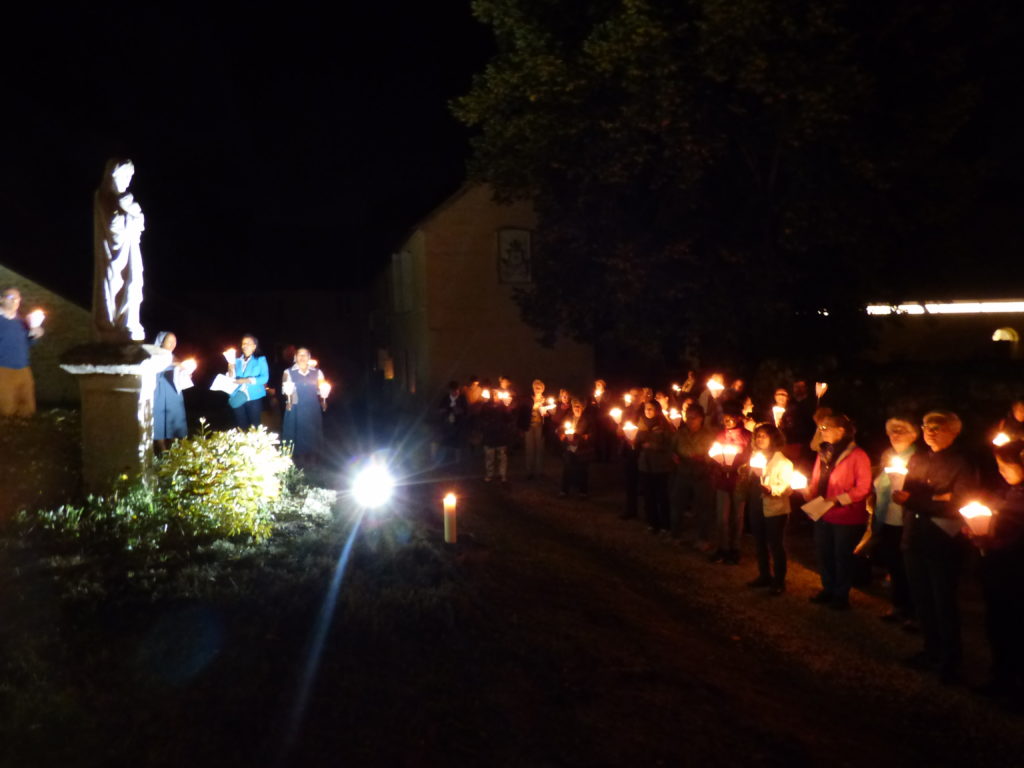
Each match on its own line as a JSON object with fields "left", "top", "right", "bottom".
{"left": 921, "top": 423, "right": 945, "bottom": 433}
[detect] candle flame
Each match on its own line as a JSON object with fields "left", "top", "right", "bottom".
{"left": 672, "top": 383, "right": 682, "bottom": 392}
{"left": 623, "top": 421, "right": 638, "bottom": 439}
{"left": 884, "top": 455, "right": 908, "bottom": 475}
{"left": 547, "top": 396, "right": 555, "bottom": 405}
{"left": 789, "top": 470, "right": 808, "bottom": 490}
{"left": 706, "top": 378, "right": 724, "bottom": 392}
{"left": 815, "top": 382, "right": 828, "bottom": 398}
{"left": 319, "top": 381, "right": 332, "bottom": 398}
{"left": 709, "top": 442, "right": 724, "bottom": 458}
{"left": 749, "top": 452, "right": 767, "bottom": 470}
{"left": 443, "top": 492, "right": 457, "bottom": 505}
{"left": 182, "top": 358, "right": 198, "bottom": 374}
{"left": 482, "top": 389, "right": 491, "bottom": 400}
{"left": 563, "top": 420, "right": 575, "bottom": 436}
{"left": 772, "top": 405, "right": 785, "bottom": 426}
{"left": 959, "top": 501, "right": 992, "bottom": 519}
{"left": 27, "top": 309, "right": 45, "bottom": 328}
{"left": 993, "top": 432, "right": 1011, "bottom": 447}
{"left": 624, "top": 394, "right": 633, "bottom": 405}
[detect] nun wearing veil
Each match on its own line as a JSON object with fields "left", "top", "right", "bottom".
{"left": 152, "top": 331, "right": 188, "bottom": 452}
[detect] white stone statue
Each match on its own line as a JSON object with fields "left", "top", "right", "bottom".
{"left": 93, "top": 158, "right": 146, "bottom": 342}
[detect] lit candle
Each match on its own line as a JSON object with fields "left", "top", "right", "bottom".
{"left": 749, "top": 452, "right": 767, "bottom": 471}
{"left": 623, "top": 421, "right": 638, "bottom": 441}
{"left": 318, "top": 381, "right": 332, "bottom": 399}
{"left": 223, "top": 348, "right": 236, "bottom": 364}
{"left": 181, "top": 358, "right": 198, "bottom": 375}
{"left": 443, "top": 492, "right": 457, "bottom": 543}
{"left": 563, "top": 420, "right": 575, "bottom": 437}
{"left": 309, "top": 358, "right": 319, "bottom": 368}
{"left": 669, "top": 408, "right": 682, "bottom": 428}
{"left": 27, "top": 309, "right": 45, "bottom": 329}
{"left": 815, "top": 381, "right": 828, "bottom": 399}
{"left": 706, "top": 378, "right": 725, "bottom": 395}
{"left": 624, "top": 393, "right": 633, "bottom": 406}
{"left": 497, "top": 390, "right": 511, "bottom": 403}
{"left": 993, "top": 432, "right": 1011, "bottom": 447}
{"left": 609, "top": 407, "right": 623, "bottom": 425}
{"left": 959, "top": 501, "right": 993, "bottom": 537}
{"left": 282, "top": 380, "right": 296, "bottom": 397}
{"left": 884, "top": 454, "right": 908, "bottom": 491}
{"left": 672, "top": 383, "right": 682, "bottom": 393}
{"left": 789, "top": 470, "right": 808, "bottom": 491}
{"left": 771, "top": 405, "right": 785, "bottom": 427}
{"left": 481, "top": 388, "right": 491, "bottom": 400}
{"left": 722, "top": 443, "right": 740, "bottom": 466}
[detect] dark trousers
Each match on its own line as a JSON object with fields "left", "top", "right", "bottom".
{"left": 562, "top": 453, "right": 589, "bottom": 495}
{"left": 750, "top": 507, "right": 788, "bottom": 586}
{"left": 670, "top": 463, "right": 713, "bottom": 538}
{"left": 980, "top": 544, "right": 1024, "bottom": 689}
{"left": 232, "top": 398, "right": 263, "bottom": 430}
{"left": 813, "top": 520, "right": 865, "bottom": 600}
{"left": 642, "top": 472, "right": 670, "bottom": 531}
{"left": 873, "top": 523, "right": 914, "bottom": 617}
{"left": 623, "top": 449, "right": 639, "bottom": 518}
{"left": 904, "top": 530, "right": 966, "bottom": 672}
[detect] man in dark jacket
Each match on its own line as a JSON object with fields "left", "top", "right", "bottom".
{"left": 893, "top": 410, "right": 977, "bottom": 682}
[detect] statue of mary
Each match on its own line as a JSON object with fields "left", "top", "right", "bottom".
{"left": 93, "top": 158, "right": 146, "bottom": 342}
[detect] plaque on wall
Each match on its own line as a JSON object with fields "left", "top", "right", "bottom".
{"left": 497, "top": 228, "right": 532, "bottom": 284}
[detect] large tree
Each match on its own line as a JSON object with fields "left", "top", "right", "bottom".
{"left": 454, "top": 0, "right": 995, "bottom": 367}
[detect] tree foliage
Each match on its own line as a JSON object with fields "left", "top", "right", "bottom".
{"left": 454, "top": 0, "right": 997, "bottom": 366}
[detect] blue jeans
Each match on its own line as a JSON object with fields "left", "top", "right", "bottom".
{"left": 813, "top": 520, "right": 865, "bottom": 600}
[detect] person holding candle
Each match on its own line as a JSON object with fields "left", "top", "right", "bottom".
{"left": 559, "top": 397, "right": 594, "bottom": 498}
{"left": 743, "top": 424, "right": 794, "bottom": 594}
{"left": 670, "top": 403, "right": 717, "bottom": 546}
{"left": 858, "top": 417, "right": 918, "bottom": 626}
{"left": 480, "top": 379, "right": 515, "bottom": 484}
{"left": 708, "top": 403, "right": 751, "bottom": 564}
{"left": 548, "top": 388, "right": 572, "bottom": 451}
{"left": 152, "top": 331, "right": 189, "bottom": 453}
{"left": 970, "top": 444, "right": 1024, "bottom": 707}
{"left": 229, "top": 334, "right": 270, "bottom": 430}
{"left": 282, "top": 348, "right": 328, "bottom": 467}
{"left": 892, "top": 410, "right": 977, "bottom": 683}
{"left": 995, "top": 399, "right": 1024, "bottom": 445}
{"left": 636, "top": 399, "right": 676, "bottom": 533}
{"left": 524, "top": 379, "right": 548, "bottom": 479}
{"left": 0, "top": 286, "right": 44, "bottom": 418}
{"left": 806, "top": 413, "right": 872, "bottom": 610}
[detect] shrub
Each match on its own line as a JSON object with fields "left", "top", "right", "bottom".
{"left": 17, "top": 421, "right": 295, "bottom": 551}
{"left": 154, "top": 420, "right": 293, "bottom": 542}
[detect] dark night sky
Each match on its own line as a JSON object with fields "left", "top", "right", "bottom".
{"left": 0, "top": 3, "right": 493, "bottom": 311}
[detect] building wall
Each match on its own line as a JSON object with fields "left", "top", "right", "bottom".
{"left": 0, "top": 265, "right": 91, "bottom": 405}
{"left": 419, "top": 185, "right": 593, "bottom": 398}
{"left": 868, "top": 312, "right": 1024, "bottom": 363}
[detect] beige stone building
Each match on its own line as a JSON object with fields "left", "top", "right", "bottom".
{"left": 0, "top": 264, "right": 91, "bottom": 405}
{"left": 372, "top": 185, "right": 593, "bottom": 402}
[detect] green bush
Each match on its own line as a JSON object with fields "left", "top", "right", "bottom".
{"left": 17, "top": 421, "right": 294, "bottom": 551}
{"left": 154, "top": 420, "right": 293, "bottom": 542}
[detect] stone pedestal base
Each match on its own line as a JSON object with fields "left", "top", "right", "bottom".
{"left": 60, "top": 343, "right": 172, "bottom": 495}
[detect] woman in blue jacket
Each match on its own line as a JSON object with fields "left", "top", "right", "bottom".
{"left": 230, "top": 334, "right": 269, "bottom": 430}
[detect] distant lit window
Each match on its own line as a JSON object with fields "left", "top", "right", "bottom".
{"left": 992, "top": 327, "right": 1019, "bottom": 343}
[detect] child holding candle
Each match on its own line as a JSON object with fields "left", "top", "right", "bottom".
{"left": 742, "top": 424, "right": 793, "bottom": 594}
{"left": 858, "top": 417, "right": 918, "bottom": 627}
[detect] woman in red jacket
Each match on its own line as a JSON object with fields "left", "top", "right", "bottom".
{"left": 806, "top": 412, "right": 872, "bottom": 610}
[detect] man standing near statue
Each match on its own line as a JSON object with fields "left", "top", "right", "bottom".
{"left": 0, "top": 286, "right": 44, "bottom": 417}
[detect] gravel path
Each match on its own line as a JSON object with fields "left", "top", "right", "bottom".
{"left": 414, "top": 456, "right": 1024, "bottom": 767}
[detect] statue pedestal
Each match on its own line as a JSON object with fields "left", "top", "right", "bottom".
{"left": 60, "top": 343, "right": 171, "bottom": 495}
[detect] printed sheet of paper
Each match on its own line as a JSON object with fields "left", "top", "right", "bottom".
{"left": 801, "top": 496, "right": 835, "bottom": 521}
{"left": 210, "top": 373, "right": 237, "bottom": 395}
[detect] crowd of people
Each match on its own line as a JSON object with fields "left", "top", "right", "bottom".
{"left": 431, "top": 373, "right": 1024, "bottom": 706}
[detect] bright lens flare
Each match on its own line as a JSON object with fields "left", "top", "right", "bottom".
{"left": 351, "top": 463, "right": 395, "bottom": 508}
